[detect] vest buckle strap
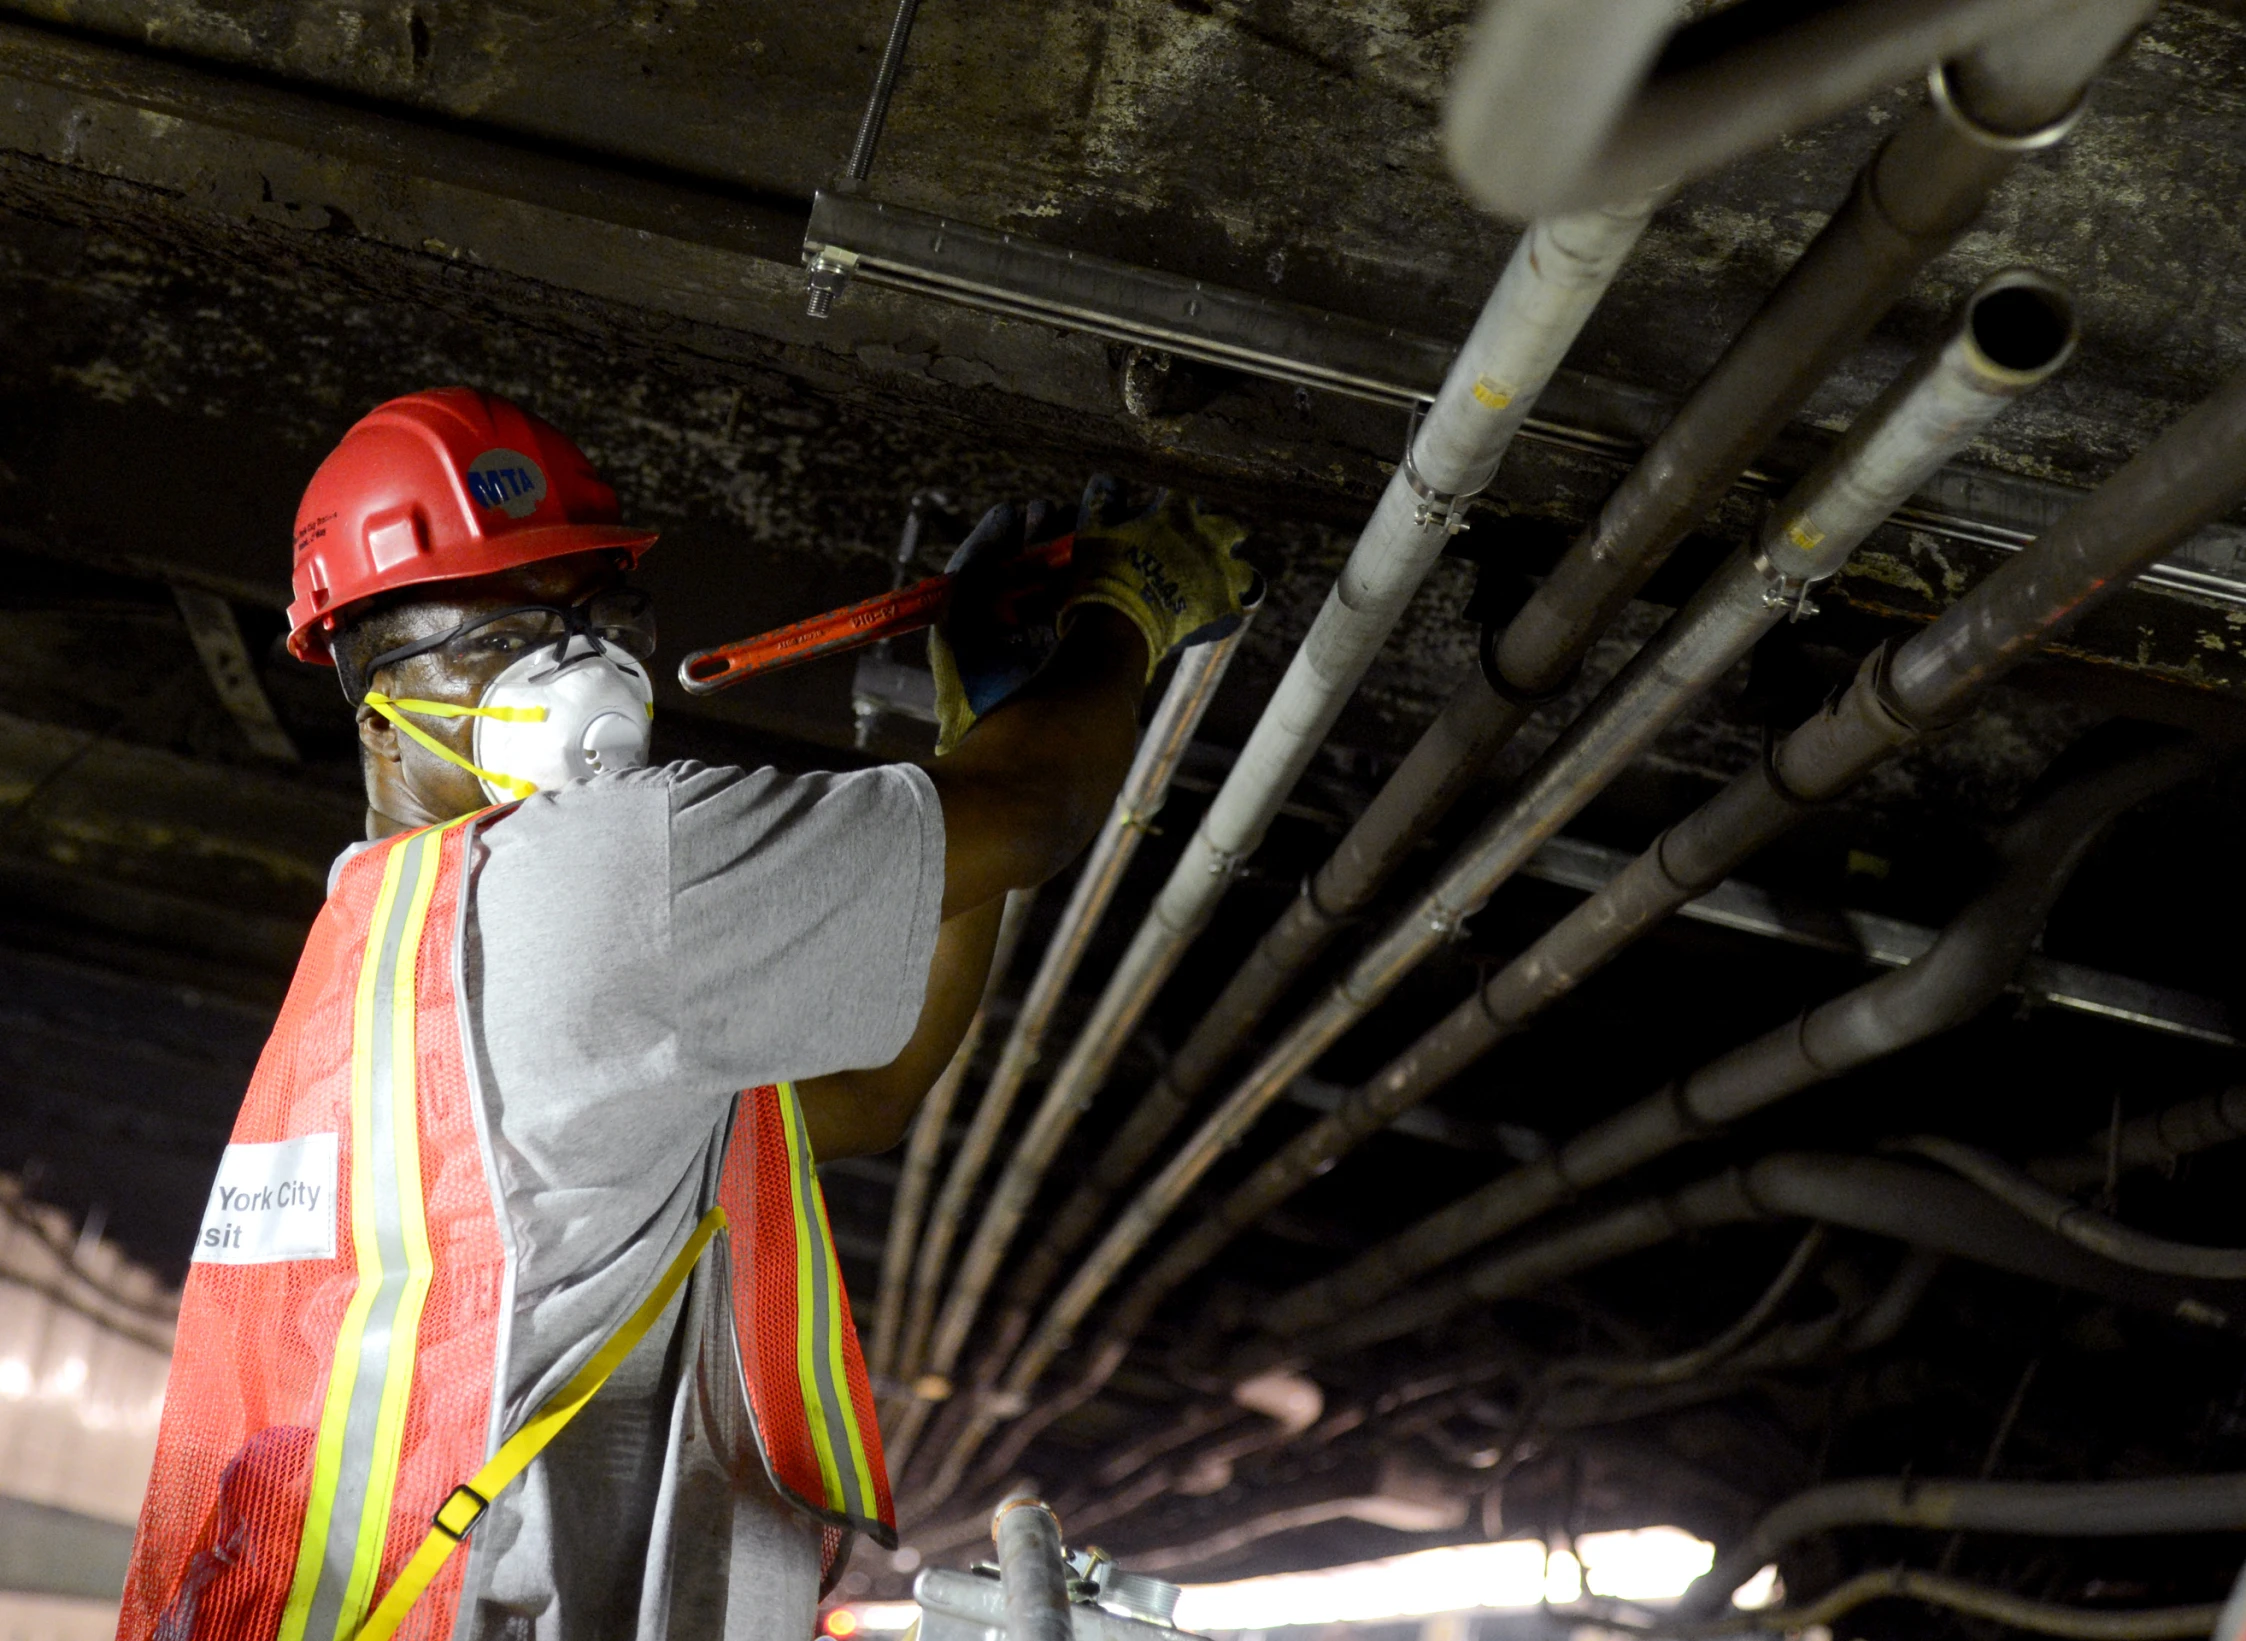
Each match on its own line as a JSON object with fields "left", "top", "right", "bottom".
{"left": 432, "top": 1484, "right": 489, "bottom": 1542}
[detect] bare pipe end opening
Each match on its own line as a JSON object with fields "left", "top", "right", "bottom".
{"left": 1966, "top": 271, "right": 2079, "bottom": 377}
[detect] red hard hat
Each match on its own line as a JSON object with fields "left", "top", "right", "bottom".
{"left": 286, "top": 388, "right": 658, "bottom": 663}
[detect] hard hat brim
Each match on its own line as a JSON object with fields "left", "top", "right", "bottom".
{"left": 288, "top": 522, "right": 659, "bottom": 665}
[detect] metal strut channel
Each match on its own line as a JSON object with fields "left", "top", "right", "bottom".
{"left": 801, "top": 191, "right": 2246, "bottom": 611}
{"left": 803, "top": 190, "right": 1455, "bottom": 407}
{"left": 1521, "top": 835, "right": 2238, "bottom": 1047}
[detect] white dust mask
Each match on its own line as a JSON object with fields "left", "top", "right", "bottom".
{"left": 470, "top": 638, "right": 654, "bottom": 800}
{"left": 365, "top": 635, "right": 654, "bottom": 803}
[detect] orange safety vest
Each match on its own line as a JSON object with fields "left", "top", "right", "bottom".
{"left": 122, "top": 812, "right": 893, "bottom": 1641}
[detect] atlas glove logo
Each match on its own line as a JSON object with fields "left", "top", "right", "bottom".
{"left": 1126, "top": 544, "right": 1189, "bottom": 616}
{"left": 466, "top": 447, "right": 549, "bottom": 519}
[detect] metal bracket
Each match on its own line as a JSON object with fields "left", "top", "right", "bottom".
{"left": 797, "top": 190, "right": 1452, "bottom": 406}
{"left": 174, "top": 587, "right": 298, "bottom": 760}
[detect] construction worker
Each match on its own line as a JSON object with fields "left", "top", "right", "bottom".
{"left": 122, "top": 388, "right": 1256, "bottom": 1641}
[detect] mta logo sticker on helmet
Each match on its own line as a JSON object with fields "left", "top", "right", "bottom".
{"left": 466, "top": 447, "right": 549, "bottom": 519}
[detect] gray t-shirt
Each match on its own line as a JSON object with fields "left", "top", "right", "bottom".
{"left": 332, "top": 760, "right": 945, "bottom": 1641}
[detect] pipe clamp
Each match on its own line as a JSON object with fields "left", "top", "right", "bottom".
{"left": 1402, "top": 451, "right": 1474, "bottom": 536}
{"left": 1752, "top": 550, "right": 1824, "bottom": 623}
{"left": 1202, "top": 844, "right": 1247, "bottom": 879}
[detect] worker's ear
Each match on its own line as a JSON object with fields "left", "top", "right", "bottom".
{"left": 356, "top": 701, "right": 401, "bottom": 765}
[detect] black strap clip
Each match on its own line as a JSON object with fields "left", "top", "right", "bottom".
{"left": 432, "top": 1484, "right": 491, "bottom": 1542}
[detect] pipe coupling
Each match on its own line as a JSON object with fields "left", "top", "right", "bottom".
{"left": 991, "top": 1493, "right": 1060, "bottom": 1540}
{"left": 1423, "top": 899, "right": 1473, "bottom": 940}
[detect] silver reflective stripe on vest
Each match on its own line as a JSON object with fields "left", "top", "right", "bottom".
{"left": 283, "top": 823, "right": 444, "bottom": 1641}
{"left": 783, "top": 1087, "right": 874, "bottom": 1523}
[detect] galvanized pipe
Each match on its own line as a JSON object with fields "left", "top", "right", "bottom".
{"left": 898, "top": 198, "right": 1657, "bottom": 1411}
{"left": 1719, "top": 1567, "right": 2219, "bottom": 1641}
{"left": 2035, "top": 1085, "right": 2246, "bottom": 1190}
{"left": 992, "top": 1496, "right": 1073, "bottom": 1641}
{"left": 921, "top": 274, "right": 2081, "bottom": 1504}
{"left": 977, "top": 24, "right": 2127, "bottom": 1360}
{"left": 1903, "top": 1134, "right": 2246, "bottom": 1279}
{"left": 870, "top": 888, "right": 1035, "bottom": 1392}
{"left": 1561, "top": 1224, "right": 1828, "bottom": 1390}
{"left": 904, "top": 612, "right": 1252, "bottom": 1403}
{"left": 1007, "top": 270, "right": 2075, "bottom": 1379}
{"left": 1682, "top": 1469, "right": 2246, "bottom": 1619}
{"left": 883, "top": 623, "right": 1249, "bottom": 1469}
{"left": 955, "top": 360, "right": 2246, "bottom": 1493}
{"left": 1260, "top": 730, "right": 2205, "bottom": 1340}
{"left": 1276, "top": 1150, "right": 2242, "bottom": 1373}
{"left": 1443, "top": 0, "right": 2151, "bottom": 220}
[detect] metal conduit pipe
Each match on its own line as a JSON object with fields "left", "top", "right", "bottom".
{"left": 888, "top": 614, "right": 1251, "bottom": 1434}
{"left": 1691, "top": 1568, "right": 2221, "bottom": 1641}
{"left": 985, "top": 271, "right": 2074, "bottom": 1394}
{"left": 1197, "top": 358, "right": 2246, "bottom": 1347}
{"left": 1902, "top": 1135, "right": 2246, "bottom": 1279}
{"left": 901, "top": 197, "right": 1658, "bottom": 1408}
{"left": 991, "top": 1495, "right": 1073, "bottom": 1641}
{"left": 976, "top": 17, "right": 2130, "bottom": 1363}
{"left": 1444, "top": 0, "right": 2151, "bottom": 221}
{"left": 990, "top": 678, "right": 1533, "bottom": 1357}
{"left": 870, "top": 888, "right": 1035, "bottom": 1391}
{"left": 1559, "top": 1224, "right": 1829, "bottom": 1390}
{"left": 2036, "top": 1085, "right": 2246, "bottom": 1190}
{"left": 1509, "top": 1245, "right": 1940, "bottom": 1440}
{"left": 1487, "top": 8, "right": 2129, "bottom": 708}
{"left": 1681, "top": 1470, "right": 2246, "bottom": 1618}
{"left": 926, "top": 292, "right": 2129, "bottom": 1508}
{"left": 882, "top": 627, "right": 1250, "bottom": 1467}
{"left": 1261, "top": 729, "right": 2209, "bottom": 1341}
{"left": 1276, "top": 1153, "right": 2243, "bottom": 1373}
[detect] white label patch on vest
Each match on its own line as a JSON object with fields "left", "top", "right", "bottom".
{"left": 193, "top": 1134, "right": 340, "bottom": 1264}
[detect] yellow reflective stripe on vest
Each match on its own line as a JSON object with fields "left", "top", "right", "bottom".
{"left": 279, "top": 817, "right": 472, "bottom": 1641}
{"left": 351, "top": 1206, "right": 728, "bottom": 1641}
{"left": 777, "top": 1084, "right": 880, "bottom": 1522}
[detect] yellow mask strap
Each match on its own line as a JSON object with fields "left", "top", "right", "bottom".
{"left": 363, "top": 690, "right": 547, "bottom": 800}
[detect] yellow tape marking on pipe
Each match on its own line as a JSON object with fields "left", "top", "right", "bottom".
{"left": 1785, "top": 517, "right": 1827, "bottom": 553}
{"left": 1471, "top": 376, "right": 1514, "bottom": 411}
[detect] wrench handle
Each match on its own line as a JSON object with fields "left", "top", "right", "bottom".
{"left": 676, "top": 534, "right": 1073, "bottom": 696}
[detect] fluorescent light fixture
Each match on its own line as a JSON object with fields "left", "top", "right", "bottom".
{"left": 1578, "top": 1527, "right": 1717, "bottom": 1600}
{"left": 836, "top": 1527, "right": 1716, "bottom": 1634}
{"left": 1544, "top": 1548, "right": 1585, "bottom": 1604}
{"left": 829, "top": 1601, "right": 917, "bottom": 1634}
{"left": 1174, "top": 1541, "right": 1554, "bottom": 1629}
{"left": 1731, "top": 1563, "right": 1784, "bottom": 1610}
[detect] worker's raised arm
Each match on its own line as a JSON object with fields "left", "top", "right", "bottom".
{"left": 923, "top": 482, "right": 1257, "bottom": 918}
{"left": 920, "top": 601, "right": 1147, "bottom": 918}
{"left": 799, "top": 484, "right": 1255, "bottom": 1157}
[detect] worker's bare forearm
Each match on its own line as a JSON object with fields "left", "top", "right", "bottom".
{"left": 923, "top": 605, "right": 1148, "bottom": 918}
{"left": 800, "top": 897, "right": 1005, "bottom": 1160}
{"left": 802, "top": 610, "right": 1143, "bottom": 1158}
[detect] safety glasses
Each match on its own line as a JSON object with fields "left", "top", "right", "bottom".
{"left": 356, "top": 589, "right": 656, "bottom": 698}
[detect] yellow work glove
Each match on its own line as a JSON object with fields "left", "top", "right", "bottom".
{"left": 1061, "top": 477, "right": 1261, "bottom": 678}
